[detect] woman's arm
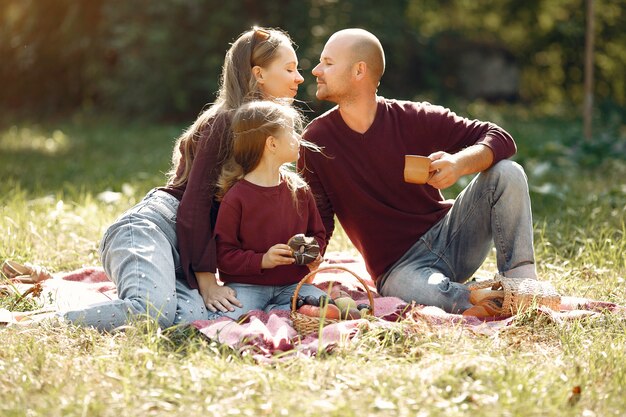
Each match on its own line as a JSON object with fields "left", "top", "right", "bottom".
{"left": 176, "top": 118, "right": 227, "bottom": 289}
{"left": 196, "top": 271, "right": 242, "bottom": 313}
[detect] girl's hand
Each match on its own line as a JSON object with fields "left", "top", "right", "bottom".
{"left": 196, "top": 271, "right": 242, "bottom": 313}
{"left": 307, "top": 254, "right": 324, "bottom": 272}
{"left": 262, "top": 244, "right": 295, "bottom": 269}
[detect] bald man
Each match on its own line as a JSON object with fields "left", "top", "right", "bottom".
{"left": 298, "top": 29, "right": 537, "bottom": 313}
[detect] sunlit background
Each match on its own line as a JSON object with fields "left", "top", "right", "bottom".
{"left": 1, "top": 0, "right": 624, "bottom": 121}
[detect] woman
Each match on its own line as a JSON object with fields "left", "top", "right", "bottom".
{"left": 62, "top": 27, "right": 305, "bottom": 331}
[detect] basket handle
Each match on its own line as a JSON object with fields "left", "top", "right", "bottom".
{"left": 290, "top": 265, "right": 375, "bottom": 313}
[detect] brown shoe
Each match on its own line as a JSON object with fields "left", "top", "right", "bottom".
{"left": 464, "top": 288, "right": 505, "bottom": 317}
{"left": 1, "top": 260, "right": 52, "bottom": 283}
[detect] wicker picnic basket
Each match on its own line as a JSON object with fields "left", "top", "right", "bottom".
{"left": 290, "top": 266, "right": 375, "bottom": 337}
{"left": 467, "top": 275, "right": 561, "bottom": 315}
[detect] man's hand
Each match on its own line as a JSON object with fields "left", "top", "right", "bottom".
{"left": 262, "top": 244, "right": 296, "bottom": 269}
{"left": 426, "top": 151, "right": 462, "bottom": 190}
{"left": 426, "top": 145, "right": 494, "bottom": 190}
{"left": 196, "top": 271, "right": 242, "bottom": 313}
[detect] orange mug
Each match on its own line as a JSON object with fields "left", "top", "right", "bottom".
{"left": 404, "top": 155, "right": 432, "bottom": 184}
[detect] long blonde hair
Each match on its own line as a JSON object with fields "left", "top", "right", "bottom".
{"left": 216, "top": 100, "right": 311, "bottom": 203}
{"left": 166, "top": 27, "right": 295, "bottom": 188}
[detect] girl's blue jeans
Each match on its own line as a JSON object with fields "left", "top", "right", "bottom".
{"left": 377, "top": 160, "right": 536, "bottom": 313}
{"left": 210, "top": 282, "right": 327, "bottom": 320}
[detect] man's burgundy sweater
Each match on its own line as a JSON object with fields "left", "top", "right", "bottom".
{"left": 299, "top": 97, "right": 517, "bottom": 280}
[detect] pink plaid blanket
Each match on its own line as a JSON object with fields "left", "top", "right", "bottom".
{"left": 2, "top": 253, "right": 623, "bottom": 362}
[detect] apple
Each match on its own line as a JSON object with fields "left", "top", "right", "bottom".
{"left": 297, "top": 303, "right": 341, "bottom": 320}
{"left": 334, "top": 296, "right": 357, "bottom": 314}
{"left": 345, "top": 308, "right": 362, "bottom": 320}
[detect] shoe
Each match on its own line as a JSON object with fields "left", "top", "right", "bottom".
{"left": 464, "top": 288, "right": 505, "bottom": 317}
{"left": 1, "top": 260, "right": 52, "bottom": 283}
{"left": 464, "top": 274, "right": 560, "bottom": 318}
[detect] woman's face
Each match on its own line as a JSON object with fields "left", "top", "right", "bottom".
{"left": 256, "top": 44, "right": 304, "bottom": 99}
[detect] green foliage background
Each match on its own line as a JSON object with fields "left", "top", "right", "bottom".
{"left": 1, "top": 0, "right": 624, "bottom": 120}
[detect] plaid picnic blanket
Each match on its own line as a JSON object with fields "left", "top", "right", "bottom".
{"left": 2, "top": 253, "right": 624, "bottom": 362}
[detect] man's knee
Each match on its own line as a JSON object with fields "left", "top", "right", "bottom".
{"left": 491, "top": 160, "right": 526, "bottom": 180}
{"left": 381, "top": 269, "right": 472, "bottom": 313}
{"left": 484, "top": 160, "right": 528, "bottom": 192}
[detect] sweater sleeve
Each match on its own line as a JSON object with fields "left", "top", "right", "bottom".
{"left": 422, "top": 104, "right": 517, "bottom": 164}
{"left": 176, "top": 116, "right": 228, "bottom": 288}
{"left": 304, "top": 187, "right": 327, "bottom": 255}
{"left": 298, "top": 137, "right": 335, "bottom": 250}
{"left": 214, "top": 198, "right": 264, "bottom": 276}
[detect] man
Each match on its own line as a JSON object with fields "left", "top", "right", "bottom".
{"left": 298, "top": 28, "right": 536, "bottom": 313}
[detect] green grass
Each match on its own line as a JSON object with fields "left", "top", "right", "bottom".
{"left": 1, "top": 112, "right": 625, "bottom": 416}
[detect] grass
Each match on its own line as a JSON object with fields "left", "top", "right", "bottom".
{"left": 0, "top": 110, "right": 625, "bottom": 416}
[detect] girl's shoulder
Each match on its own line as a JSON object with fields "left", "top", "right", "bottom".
{"left": 220, "top": 179, "right": 247, "bottom": 203}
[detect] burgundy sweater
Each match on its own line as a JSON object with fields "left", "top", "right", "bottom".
{"left": 160, "top": 112, "right": 231, "bottom": 289}
{"left": 298, "top": 97, "right": 517, "bottom": 280}
{"left": 214, "top": 179, "right": 326, "bottom": 286}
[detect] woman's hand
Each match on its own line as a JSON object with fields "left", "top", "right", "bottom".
{"left": 307, "top": 254, "right": 324, "bottom": 272}
{"left": 196, "top": 271, "right": 242, "bottom": 313}
{"left": 262, "top": 244, "right": 295, "bottom": 269}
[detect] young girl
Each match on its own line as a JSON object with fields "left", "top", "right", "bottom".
{"left": 213, "top": 100, "right": 327, "bottom": 319}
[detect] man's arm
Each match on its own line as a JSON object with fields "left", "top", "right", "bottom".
{"left": 298, "top": 149, "right": 335, "bottom": 251}
{"left": 427, "top": 144, "right": 494, "bottom": 190}
{"left": 418, "top": 104, "right": 516, "bottom": 191}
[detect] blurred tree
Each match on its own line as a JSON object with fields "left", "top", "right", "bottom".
{"left": 96, "top": 0, "right": 242, "bottom": 118}
{"left": 0, "top": 0, "right": 104, "bottom": 115}
{"left": 405, "top": 0, "right": 625, "bottom": 112}
{"left": 0, "top": 0, "right": 623, "bottom": 120}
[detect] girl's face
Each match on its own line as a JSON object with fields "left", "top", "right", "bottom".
{"left": 256, "top": 44, "right": 304, "bottom": 99}
{"left": 274, "top": 126, "right": 301, "bottom": 164}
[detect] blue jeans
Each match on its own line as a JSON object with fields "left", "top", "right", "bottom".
{"left": 377, "top": 160, "right": 536, "bottom": 313}
{"left": 62, "top": 189, "right": 207, "bottom": 330}
{"left": 211, "top": 282, "right": 326, "bottom": 320}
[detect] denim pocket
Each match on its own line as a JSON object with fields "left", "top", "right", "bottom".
{"left": 148, "top": 199, "right": 177, "bottom": 223}
{"left": 142, "top": 192, "right": 178, "bottom": 225}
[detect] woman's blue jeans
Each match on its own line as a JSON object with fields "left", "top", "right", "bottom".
{"left": 377, "top": 160, "right": 536, "bottom": 313}
{"left": 62, "top": 189, "right": 207, "bottom": 330}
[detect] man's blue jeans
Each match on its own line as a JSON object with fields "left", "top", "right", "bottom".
{"left": 377, "top": 160, "right": 536, "bottom": 313}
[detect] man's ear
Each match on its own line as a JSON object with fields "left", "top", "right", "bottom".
{"left": 354, "top": 61, "right": 367, "bottom": 80}
{"left": 252, "top": 66, "right": 265, "bottom": 84}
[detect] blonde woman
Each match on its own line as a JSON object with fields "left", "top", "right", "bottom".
{"left": 63, "top": 27, "right": 305, "bottom": 330}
